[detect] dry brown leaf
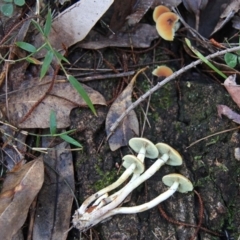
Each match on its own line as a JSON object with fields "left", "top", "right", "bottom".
{"left": 34, "top": 0, "right": 114, "bottom": 58}
{"left": 217, "top": 104, "right": 240, "bottom": 124}
{"left": 6, "top": 76, "right": 106, "bottom": 128}
{"left": 77, "top": 24, "right": 159, "bottom": 49}
{"left": 223, "top": 74, "right": 240, "bottom": 108}
{"left": 106, "top": 68, "right": 148, "bottom": 151}
{"left": 33, "top": 141, "right": 74, "bottom": 240}
{"left": 0, "top": 157, "right": 44, "bottom": 240}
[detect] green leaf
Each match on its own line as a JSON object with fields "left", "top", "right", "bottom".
{"left": 31, "top": 20, "right": 44, "bottom": 35}
{"left": 60, "top": 134, "right": 82, "bottom": 147}
{"left": 44, "top": 10, "right": 52, "bottom": 37}
{"left": 15, "top": 41, "right": 37, "bottom": 53}
{"left": 1, "top": 3, "right": 13, "bottom": 17}
{"left": 53, "top": 50, "right": 70, "bottom": 64}
{"left": 49, "top": 110, "right": 57, "bottom": 135}
{"left": 14, "top": 0, "right": 25, "bottom": 6}
{"left": 40, "top": 51, "right": 54, "bottom": 79}
{"left": 224, "top": 53, "right": 237, "bottom": 68}
{"left": 67, "top": 75, "right": 96, "bottom": 115}
{"left": 185, "top": 38, "right": 227, "bottom": 79}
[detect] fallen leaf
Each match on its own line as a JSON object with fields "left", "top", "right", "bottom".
{"left": 77, "top": 24, "right": 159, "bottom": 49}
{"left": 223, "top": 74, "right": 240, "bottom": 108}
{"left": 33, "top": 141, "right": 74, "bottom": 240}
{"left": 34, "top": 0, "right": 114, "bottom": 58}
{"left": 153, "top": 0, "right": 182, "bottom": 7}
{"left": 6, "top": 76, "right": 106, "bottom": 128}
{"left": 217, "top": 104, "right": 240, "bottom": 124}
{"left": 106, "top": 68, "right": 148, "bottom": 151}
{"left": 109, "top": 0, "right": 137, "bottom": 32}
{"left": 127, "top": 0, "right": 154, "bottom": 26}
{"left": 0, "top": 157, "right": 44, "bottom": 239}
{"left": 211, "top": 0, "right": 240, "bottom": 35}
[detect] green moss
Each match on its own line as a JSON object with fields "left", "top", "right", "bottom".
{"left": 93, "top": 165, "right": 119, "bottom": 191}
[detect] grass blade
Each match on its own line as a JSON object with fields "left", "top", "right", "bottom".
{"left": 49, "top": 110, "right": 57, "bottom": 135}
{"left": 185, "top": 38, "right": 227, "bottom": 79}
{"left": 60, "top": 134, "right": 82, "bottom": 148}
{"left": 67, "top": 75, "right": 96, "bottom": 115}
{"left": 44, "top": 10, "right": 52, "bottom": 37}
{"left": 15, "top": 42, "right": 37, "bottom": 53}
{"left": 40, "top": 51, "right": 54, "bottom": 79}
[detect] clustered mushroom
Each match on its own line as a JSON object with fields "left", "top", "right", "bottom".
{"left": 153, "top": 5, "right": 180, "bottom": 41}
{"left": 72, "top": 137, "right": 193, "bottom": 232}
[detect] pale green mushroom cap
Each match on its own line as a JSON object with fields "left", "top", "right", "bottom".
{"left": 129, "top": 138, "right": 158, "bottom": 159}
{"left": 155, "top": 143, "right": 182, "bottom": 166}
{"left": 162, "top": 173, "right": 193, "bottom": 193}
{"left": 122, "top": 155, "right": 145, "bottom": 175}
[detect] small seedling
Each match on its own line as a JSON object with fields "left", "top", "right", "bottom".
{"left": 1, "top": 0, "right": 25, "bottom": 17}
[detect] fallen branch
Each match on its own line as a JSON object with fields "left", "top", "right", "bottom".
{"left": 107, "top": 45, "right": 240, "bottom": 139}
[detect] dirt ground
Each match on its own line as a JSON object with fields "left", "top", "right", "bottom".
{"left": 67, "top": 46, "right": 240, "bottom": 240}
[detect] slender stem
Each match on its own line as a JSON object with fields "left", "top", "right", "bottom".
{"left": 102, "top": 181, "right": 179, "bottom": 217}
{"left": 78, "top": 163, "right": 136, "bottom": 214}
{"left": 137, "top": 146, "right": 146, "bottom": 162}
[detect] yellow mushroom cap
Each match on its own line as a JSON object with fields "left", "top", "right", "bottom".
{"left": 156, "top": 12, "right": 179, "bottom": 41}
{"left": 153, "top": 5, "right": 171, "bottom": 22}
{"left": 152, "top": 66, "right": 173, "bottom": 77}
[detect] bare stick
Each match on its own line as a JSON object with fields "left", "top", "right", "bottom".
{"left": 107, "top": 45, "right": 240, "bottom": 139}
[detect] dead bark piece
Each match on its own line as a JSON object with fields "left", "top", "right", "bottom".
{"left": 105, "top": 68, "right": 149, "bottom": 151}
{"left": 6, "top": 76, "right": 106, "bottom": 128}
{"left": 0, "top": 157, "right": 44, "bottom": 240}
{"left": 77, "top": 24, "right": 159, "bottom": 49}
{"left": 32, "top": 142, "right": 75, "bottom": 240}
{"left": 223, "top": 74, "right": 240, "bottom": 108}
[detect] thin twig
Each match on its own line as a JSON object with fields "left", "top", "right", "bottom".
{"left": 107, "top": 45, "right": 240, "bottom": 140}
{"left": 190, "top": 190, "right": 204, "bottom": 240}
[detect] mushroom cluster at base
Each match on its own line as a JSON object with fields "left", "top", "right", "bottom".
{"left": 72, "top": 137, "right": 193, "bottom": 232}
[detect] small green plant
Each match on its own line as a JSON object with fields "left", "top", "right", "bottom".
{"left": 185, "top": 38, "right": 227, "bottom": 79}
{"left": 14, "top": 10, "right": 96, "bottom": 115}
{"left": 224, "top": 52, "right": 240, "bottom": 68}
{"left": 1, "top": 0, "right": 25, "bottom": 17}
{"left": 49, "top": 110, "right": 82, "bottom": 148}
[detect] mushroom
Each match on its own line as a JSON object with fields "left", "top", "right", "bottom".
{"left": 77, "top": 155, "right": 144, "bottom": 214}
{"left": 95, "top": 174, "right": 193, "bottom": 218}
{"left": 153, "top": 5, "right": 171, "bottom": 22}
{"left": 152, "top": 65, "right": 173, "bottom": 78}
{"left": 156, "top": 12, "right": 180, "bottom": 41}
{"left": 155, "top": 143, "right": 182, "bottom": 167}
{"left": 129, "top": 137, "right": 158, "bottom": 162}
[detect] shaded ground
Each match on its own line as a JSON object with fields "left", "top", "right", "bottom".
{"left": 68, "top": 48, "right": 240, "bottom": 239}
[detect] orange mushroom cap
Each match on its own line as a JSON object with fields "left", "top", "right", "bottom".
{"left": 152, "top": 66, "right": 173, "bottom": 77}
{"left": 156, "top": 12, "right": 179, "bottom": 41}
{"left": 153, "top": 5, "right": 171, "bottom": 22}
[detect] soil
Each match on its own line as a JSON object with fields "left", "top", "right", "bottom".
{"left": 68, "top": 48, "right": 240, "bottom": 240}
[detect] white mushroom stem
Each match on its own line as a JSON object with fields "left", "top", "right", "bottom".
{"left": 73, "top": 154, "right": 170, "bottom": 231}
{"left": 105, "top": 153, "right": 170, "bottom": 203}
{"left": 136, "top": 145, "right": 147, "bottom": 162}
{"left": 78, "top": 163, "right": 136, "bottom": 214}
{"left": 98, "top": 181, "right": 179, "bottom": 219}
